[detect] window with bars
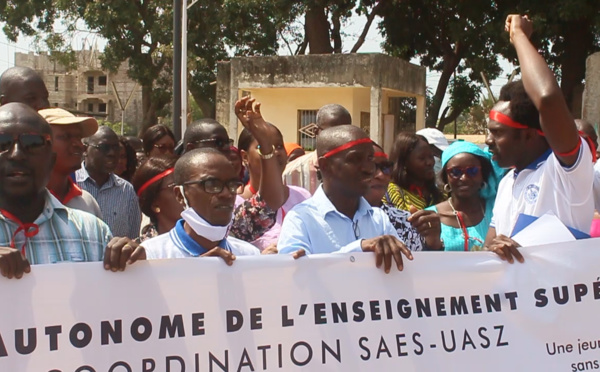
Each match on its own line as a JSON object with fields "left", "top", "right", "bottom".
{"left": 297, "top": 109, "right": 318, "bottom": 151}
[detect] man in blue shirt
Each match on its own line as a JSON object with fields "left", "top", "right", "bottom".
{"left": 76, "top": 126, "right": 141, "bottom": 239}
{"left": 278, "top": 125, "right": 412, "bottom": 273}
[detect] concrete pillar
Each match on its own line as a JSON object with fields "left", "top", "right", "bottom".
{"left": 370, "top": 86, "right": 382, "bottom": 144}
{"left": 583, "top": 52, "right": 600, "bottom": 129}
{"left": 415, "top": 95, "right": 426, "bottom": 130}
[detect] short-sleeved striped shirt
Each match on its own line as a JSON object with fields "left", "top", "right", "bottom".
{"left": 0, "top": 191, "right": 113, "bottom": 265}
{"left": 76, "top": 165, "right": 141, "bottom": 239}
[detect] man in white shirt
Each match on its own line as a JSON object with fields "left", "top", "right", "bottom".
{"left": 142, "top": 148, "right": 260, "bottom": 261}
{"left": 484, "top": 15, "right": 595, "bottom": 263}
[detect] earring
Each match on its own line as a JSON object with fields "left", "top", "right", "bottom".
{"left": 154, "top": 207, "right": 161, "bottom": 213}
{"left": 481, "top": 181, "right": 488, "bottom": 190}
{"left": 444, "top": 184, "right": 452, "bottom": 193}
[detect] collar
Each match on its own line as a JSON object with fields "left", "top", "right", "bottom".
{"left": 0, "top": 190, "right": 67, "bottom": 227}
{"left": 49, "top": 178, "right": 83, "bottom": 205}
{"left": 76, "top": 163, "right": 116, "bottom": 188}
{"left": 170, "top": 219, "right": 230, "bottom": 256}
{"left": 514, "top": 149, "right": 552, "bottom": 178}
{"left": 312, "top": 185, "right": 373, "bottom": 221}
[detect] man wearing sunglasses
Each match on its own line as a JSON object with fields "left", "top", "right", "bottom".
{"left": 0, "top": 67, "right": 50, "bottom": 111}
{"left": 0, "top": 103, "right": 114, "bottom": 278}
{"left": 76, "top": 126, "right": 141, "bottom": 239}
{"left": 142, "top": 148, "right": 259, "bottom": 261}
{"left": 278, "top": 125, "right": 413, "bottom": 274}
{"left": 183, "top": 118, "right": 240, "bottom": 174}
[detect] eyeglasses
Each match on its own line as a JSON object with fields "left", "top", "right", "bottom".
{"left": 182, "top": 178, "right": 243, "bottom": 194}
{"left": 0, "top": 133, "right": 52, "bottom": 155}
{"left": 153, "top": 143, "right": 175, "bottom": 153}
{"left": 447, "top": 166, "right": 481, "bottom": 179}
{"left": 375, "top": 161, "right": 393, "bottom": 175}
{"left": 88, "top": 143, "right": 120, "bottom": 154}
{"left": 191, "top": 138, "right": 234, "bottom": 151}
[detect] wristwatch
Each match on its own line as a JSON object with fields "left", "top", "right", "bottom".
{"left": 257, "top": 145, "right": 275, "bottom": 159}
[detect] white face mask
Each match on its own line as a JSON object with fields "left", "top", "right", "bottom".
{"left": 433, "top": 156, "right": 443, "bottom": 175}
{"left": 177, "top": 186, "right": 232, "bottom": 242}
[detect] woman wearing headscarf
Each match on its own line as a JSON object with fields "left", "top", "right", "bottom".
{"left": 426, "top": 141, "right": 499, "bottom": 251}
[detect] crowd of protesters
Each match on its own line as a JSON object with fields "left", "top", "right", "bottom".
{"left": 0, "top": 14, "right": 598, "bottom": 279}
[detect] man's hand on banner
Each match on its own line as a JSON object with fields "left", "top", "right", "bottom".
{"left": 0, "top": 247, "right": 30, "bottom": 279}
{"left": 104, "top": 237, "right": 146, "bottom": 272}
{"left": 361, "top": 235, "right": 413, "bottom": 273}
{"left": 201, "top": 247, "right": 236, "bottom": 266}
{"left": 489, "top": 235, "right": 524, "bottom": 264}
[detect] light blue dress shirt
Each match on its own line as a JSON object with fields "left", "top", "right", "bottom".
{"left": 277, "top": 185, "right": 401, "bottom": 254}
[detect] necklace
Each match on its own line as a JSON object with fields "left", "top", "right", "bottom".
{"left": 448, "top": 198, "right": 485, "bottom": 252}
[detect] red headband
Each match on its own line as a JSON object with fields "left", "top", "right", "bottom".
{"left": 374, "top": 151, "right": 388, "bottom": 159}
{"left": 322, "top": 138, "right": 373, "bottom": 158}
{"left": 137, "top": 168, "right": 174, "bottom": 197}
{"left": 489, "top": 110, "right": 544, "bottom": 136}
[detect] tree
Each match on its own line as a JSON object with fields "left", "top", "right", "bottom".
{"left": 376, "top": 0, "right": 505, "bottom": 130}
{"left": 501, "top": 0, "right": 600, "bottom": 114}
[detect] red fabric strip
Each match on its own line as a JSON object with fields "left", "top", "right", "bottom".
{"left": 322, "top": 138, "right": 373, "bottom": 158}
{"left": 374, "top": 151, "right": 388, "bottom": 159}
{"left": 489, "top": 110, "right": 544, "bottom": 136}
{"left": 137, "top": 168, "right": 174, "bottom": 197}
{"left": 0, "top": 209, "right": 39, "bottom": 255}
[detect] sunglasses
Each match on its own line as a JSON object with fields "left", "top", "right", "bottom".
{"left": 0, "top": 133, "right": 52, "bottom": 155}
{"left": 88, "top": 143, "right": 120, "bottom": 154}
{"left": 192, "top": 138, "right": 234, "bottom": 151}
{"left": 447, "top": 166, "right": 481, "bottom": 179}
{"left": 183, "top": 178, "right": 243, "bottom": 194}
{"left": 375, "top": 161, "right": 393, "bottom": 175}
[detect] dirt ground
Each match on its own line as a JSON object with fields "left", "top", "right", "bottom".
{"left": 445, "top": 134, "right": 487, "bottom": 144}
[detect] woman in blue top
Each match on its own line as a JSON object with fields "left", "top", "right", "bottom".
{"left": 426, "top": 141, "right": 500, "bottom": 251}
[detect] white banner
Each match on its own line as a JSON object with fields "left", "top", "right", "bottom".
{"left": 1, "top": 239, "right": 600, "bottom": 372}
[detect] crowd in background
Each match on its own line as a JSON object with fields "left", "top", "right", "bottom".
{"left": 0, "top": 14, "right": 598, "bottom": 279}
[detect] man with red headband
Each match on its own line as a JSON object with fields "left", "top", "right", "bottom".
{"left": 278, "top": 125, "right": 413, "bottom": 273}
{"left": 484, "top": 15, "right": 595, "bottom": 263}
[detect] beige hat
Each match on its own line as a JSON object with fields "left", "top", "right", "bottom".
{"left": 39, "top": 108, "right": 98, "bottom": 138}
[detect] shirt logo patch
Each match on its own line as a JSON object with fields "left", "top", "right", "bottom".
{"left": 524, "top": 184, "right": 540, "bottom": 204}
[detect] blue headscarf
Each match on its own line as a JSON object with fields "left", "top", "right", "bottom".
{"left": 441, "top": 141, "right": 500, "bottom": 201}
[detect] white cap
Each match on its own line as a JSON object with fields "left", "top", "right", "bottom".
{"left": 416, "top": 128, "right": 449, "bottom": 151}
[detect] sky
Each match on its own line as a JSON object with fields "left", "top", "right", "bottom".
{"left": 0, "top": 14, "right": 516, "bottom": 110}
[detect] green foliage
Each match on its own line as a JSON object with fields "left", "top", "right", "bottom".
{"left": 97, "top": 119, "right": 136, "bottom": 136}
{"left": 377, "top": 0, "right": 505, "bottom": 129}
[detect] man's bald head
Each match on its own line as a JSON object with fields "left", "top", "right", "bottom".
{"left": 0, "top": 67, "right": 50, "bottom": 110}
{"left": 316, "top": 104, "right": 352, "bottom": 129}
{"left": 84, "top": 125, "right": 118, "bottom": 145}
{"left": 183, "top": 118, "right": 227, "bottom": 149}
{"left": 576, "top": 119, "right": 598, "bottom": 152}
{"left": 0, "top": 102, "right": 51, "bottom": 134}
{"left": 174, "top": 147, "right": 231, "bottom": 185}
{"left": 316, "top": 125, "right": 369, "bottom": 157}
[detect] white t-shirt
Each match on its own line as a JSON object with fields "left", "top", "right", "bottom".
{"left": 491, "top": 142, "right": 594, "bottom": 236}
{"left": 593, "top": 160, "right": 600, "bottom": 212}
{"left": 143, "top": 219, "right": 260, "bottom": 259}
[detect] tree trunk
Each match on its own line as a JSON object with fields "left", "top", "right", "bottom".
{"left": 560, "top": 19, "right": 594, "bottom": 117}
{"left": 304, "top": 5, "right": 333, "bottom": 54}
{"left": 190, "top": 89, "right": 216, "bottom": 119}
{"left": 140, "top": 84, "right": 158, "bottom": 136}
{"left": 426, "top": 53, "right": 460, "bottom": 129}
